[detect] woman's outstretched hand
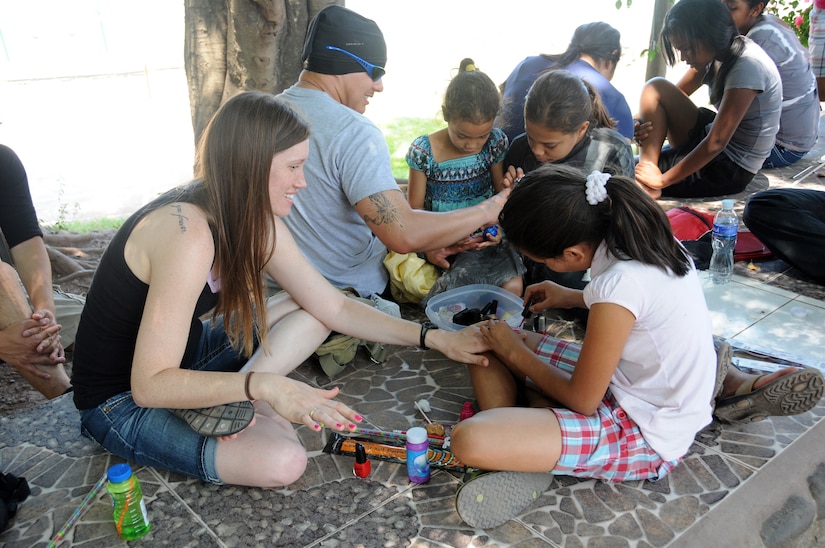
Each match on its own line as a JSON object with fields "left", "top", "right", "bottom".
{"left": 259, "top": 375, "right": 362, "bottom": 433}
{"left": 429, "top": 327, "right": 491, "bottom": 367}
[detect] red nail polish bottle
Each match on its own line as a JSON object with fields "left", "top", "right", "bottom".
{"left": 353, "top": 443, "right": 371, "bottom": 478}
{"left": 459, "top": 401, "right": 475, "bottom": 421}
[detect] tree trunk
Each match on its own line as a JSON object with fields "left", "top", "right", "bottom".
{"left": 644, "top": 0, "right": 672, "bottom": 81}
{"left": 184, "top": 0, "right": 341, "bottom": 145}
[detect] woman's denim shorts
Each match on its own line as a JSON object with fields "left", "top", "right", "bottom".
{"left": 79, "top": 317, "right": 256, "bottom": 484}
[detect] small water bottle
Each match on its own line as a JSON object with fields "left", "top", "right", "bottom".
{"left": 405, "top": 427, "right": 431, "bottom": 484}
{"left": 709, "top": 199, "right": 738, "bottom": 285}
{"left": 106, "top": 463, "right": 151, "bottom": 540}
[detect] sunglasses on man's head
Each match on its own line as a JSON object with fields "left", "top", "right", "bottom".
{"left": 325, "top": 45, "right": 385, "bottom": 81}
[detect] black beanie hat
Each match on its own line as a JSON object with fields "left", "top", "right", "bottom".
{"left": 302, "top": 5, "right": 387, "bottom": 75}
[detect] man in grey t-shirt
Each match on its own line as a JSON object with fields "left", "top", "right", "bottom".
{"left": 277, "top": 5, "right": 508, "bottom": 298}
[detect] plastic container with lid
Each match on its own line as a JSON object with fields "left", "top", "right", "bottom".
{"left": 425, "top": 284, "right": 523, "bottom": 331}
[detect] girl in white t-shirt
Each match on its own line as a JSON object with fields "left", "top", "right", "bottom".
{"left": 452, "top": 163, "right": 714, "bottom": 476}
{"left": 451, "top": 164, "right": 824, "bottom": 530}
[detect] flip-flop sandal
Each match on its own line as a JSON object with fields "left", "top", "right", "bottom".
{"left": 171, "top": 401, "right": 255, "bottom": 437}
{"left": 713, "top": 340, "right": 732, "bottom": 404}
{"left": 714, "top": 368, "right": 824, "bottom": 424}
{"left": 455, "top": 470, "right": 553, "bottom": 529}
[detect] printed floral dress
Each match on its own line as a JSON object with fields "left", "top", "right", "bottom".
{"left": 406, "top": 128, "right": 525, "bottom": 304}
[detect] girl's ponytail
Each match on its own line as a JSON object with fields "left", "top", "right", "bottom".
{"left": 583, "top": 80, "right": 617, "bottom": 130}
{"left": 500, "top": 165, "right": 691, "bottom": 276}
{"left": 442, "top": 58, "right": 500, "bottom": 125}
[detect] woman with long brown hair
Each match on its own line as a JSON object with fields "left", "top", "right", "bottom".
{"left": 70, "top": 91, "right": 490, "bottom": 488}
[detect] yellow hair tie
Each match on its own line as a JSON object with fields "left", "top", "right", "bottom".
{"left": 465, "top": 64, "right": 476, "bottom": 72}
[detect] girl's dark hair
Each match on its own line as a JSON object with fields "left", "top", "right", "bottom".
{"left": 499, "top": 164, "right": 691, "bottom": 277}
{"left": 192, "top": 91, "right": 310, "bottom": 356}
{"left": 660, "top": 0, "right": 745, "bottom": 104}
{"left": 543, "top": 21, "right": 622, "bottom": 67}
{"left": 745, "top": 0, "right": 768, "bottom": 13}
{"left": 524, "top": 69, "right": 616, "bottom": 133}
{"left": 442, "top": 58, "right": 501, "bottom": 124}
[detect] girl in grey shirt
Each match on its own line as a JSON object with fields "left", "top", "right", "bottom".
{"left": 634, "top": 0, "right": 782, "bottom": 198}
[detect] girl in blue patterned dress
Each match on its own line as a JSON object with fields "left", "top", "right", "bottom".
{"left": 406, "top": 58, "right": 525, "bottom": 304}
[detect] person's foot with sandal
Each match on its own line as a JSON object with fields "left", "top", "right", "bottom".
{"left": 455, "top": 470, "right": 554, "bottom": 529}
{"left": 171, "top": 401, "right": 255, "bottom": 437}
{"left": 712, "top": 341, "right": 732, "bottom": 404}
{"left": 714, "top": 365, "right": 824, "bottom": 424}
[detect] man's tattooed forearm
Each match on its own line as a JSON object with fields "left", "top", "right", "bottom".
{"left": 170, "top": 204, "right": 188, "bottom": 233}
{"left": 363, "top": 193, "right": 401, "bottom": 227}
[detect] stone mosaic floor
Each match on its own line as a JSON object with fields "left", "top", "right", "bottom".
{"left": 2, "top": 280, "right": 824, "bottom": 547}
{"left": 3, "top": 117, "right": 825, "bottom": 548}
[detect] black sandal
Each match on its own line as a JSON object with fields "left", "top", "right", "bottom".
{"left": 171, "top": 401, "right": 255, "bottom": 437}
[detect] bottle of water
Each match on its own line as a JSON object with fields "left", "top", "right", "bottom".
{"left": 709, "top": 199, "right": 738, "bottom": 285}
{"left": 106, "top": 463, "right": 151, "bottom": 540}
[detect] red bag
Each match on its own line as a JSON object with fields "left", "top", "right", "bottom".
{"left": 666, "top": 206, "right": 772, "bottom": 261}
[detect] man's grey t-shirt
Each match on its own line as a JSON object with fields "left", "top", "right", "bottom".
{"left": 278, "top": 85, "right": 399, "bottom": 297}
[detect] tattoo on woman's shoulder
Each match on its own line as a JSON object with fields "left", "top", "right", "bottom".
{"left": 170, "top": 204, "right": 188, "bottom": 233}
{"left": 363, "top": 193, "right": 401, "bottom": 227}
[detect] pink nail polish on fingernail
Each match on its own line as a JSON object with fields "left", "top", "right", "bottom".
{"left": 336, "top": 423, "right": 343, "bottom": 428}
{"left": 314, "top": 424, "right": 321, "bottom": 430}
{"left": 348, "top": 424, "right": 356, "bottom": 429}
{"left": 355, "top": 414, "right": 363, "bottom": 421}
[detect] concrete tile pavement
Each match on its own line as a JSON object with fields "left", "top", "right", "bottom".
{"left": 3, "top": 115, "right": 825, "bottom": 548}
{"left": 1, "top": 293, "right": 824, "bottom": 546}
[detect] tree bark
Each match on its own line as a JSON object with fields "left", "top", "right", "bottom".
{"left": 644, "top": 0, "right": 671, "bottom": 81}
{"left": 184, "top": 0, "right": 341, "bottom": 145}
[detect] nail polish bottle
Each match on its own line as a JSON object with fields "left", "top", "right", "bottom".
{"left": 353, "top": 443, "right": 371, "bottom": 478}
{"left": 459, "top": 402, "right": 475, "bottom": 421}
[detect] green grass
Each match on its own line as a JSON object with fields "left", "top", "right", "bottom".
{"left": 38, "top": 117, "right": 443, "bottom": 232}
{"left": 43, "top": 217, "right": 125, "bottom": 234}
{"left": 380, "top": 116, "right": 444, "bottom": 180}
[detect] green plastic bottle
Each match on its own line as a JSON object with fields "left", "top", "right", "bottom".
{"left": 106, "top": 463, "right": 151, "bottom": 540}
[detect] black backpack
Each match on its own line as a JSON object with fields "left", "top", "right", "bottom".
{"left": 0, "top": 471, "right": 30, "bottom": 531}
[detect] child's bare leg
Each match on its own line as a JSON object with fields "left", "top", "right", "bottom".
{"left": 451, "top": 406, "right": 562, "bottom": 472}
{"left": 524, "top": 386, "right": 560, "bottom": 408}
{"left": 637, "top": 78, "right": 700, "bottom": 165}
{"left": 501, "top": 276, "right": 523, "bottom": 298}
{"left": 468, "top": 352, "right": 521, "bottom": 410}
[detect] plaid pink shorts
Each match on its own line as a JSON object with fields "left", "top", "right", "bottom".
{"left": 535, "top": 336, "right": 681, "bottom": 482}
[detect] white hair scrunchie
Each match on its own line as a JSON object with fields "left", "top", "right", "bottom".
{"left": 585, "top": 171, "right": 610, "bottom": 205}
